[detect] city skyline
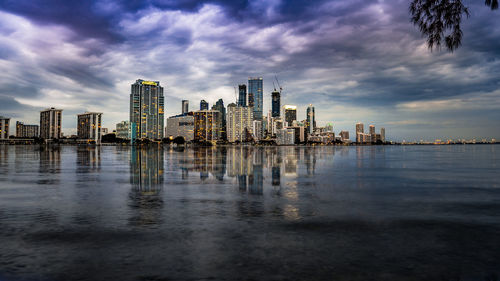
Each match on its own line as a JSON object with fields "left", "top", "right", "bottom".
{"left": 0, "top": 1, "right": 499, "bottom": 141}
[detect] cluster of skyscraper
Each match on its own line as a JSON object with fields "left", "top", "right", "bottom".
{"left": 355, "top": 123, "right": 385, "bottom": 143}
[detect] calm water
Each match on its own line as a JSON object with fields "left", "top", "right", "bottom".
{"left": 0, "top": 144, "right": 499, "bottom": 281}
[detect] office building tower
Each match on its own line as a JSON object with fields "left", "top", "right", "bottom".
{"left": 248, "top": 77, "right": 263, "bottom": 120}
{"left": 369, "top": 125, "right": 376, "bottom": 141}
{"left": 381, "top": 127, "right": 386, "bottom": 142}
{"left": 40, "top": 107, "right": 63, "bottom": 139}
{"left": 271, "top": 90, "right": 280, "bottom": 117}
{"left": 212, "top": 98, "right": 226, "bottom": 140}
{"left": 130, "top": 79, "right": 164, "bottom": 140}
{"left": 0, "top": 116, "right": 10, "bottom": 139}
{"left": 16, "top": 121, "right": 39, "bottom": 138}
{"left": 355, "top": 122, "right": 364, "bottom": 143}
{"left": 166, "top": 113, "right": 195, "bottom": 141}
{"left": 226, "top": 103, "right": 254, "bottom": 142}
{"left": 200, "top": 100, "right": 209, "bottom": 110}
{"left": 194, "top": 110, "right": 220, "bottom": 141}
{"left": 182, "top": 100, "right": 189, "bottom": 114}
{"left": 116, "top": 121, "right": 130, "bottom": 139}
{"left": 277, "top": 128, "right": 295, "bottom": 145}
{"left": 253, "top": 120, "right": 262, "bottom": 141}
{"left": 306, "top": 104, "right": 316, "bottom": 134}
{"left": 283, "top": 105, "right": 297, "bottom": 127}
{"left": 238, "top": 84, "right": 247, "bottom": 107}
{"left": 77, "top": 112, "right": 102, "bottom": 143}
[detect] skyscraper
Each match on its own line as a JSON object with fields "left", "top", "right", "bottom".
{"left": 212, "top": 98, "right": 226, "bottom": 140}
{"left": 227, "top": 103, "right": 254, "bottom": 142}
{"left": 40, "top": 107, "right": 62, "bottom": 139}
{"left": 306, "top": 104, "right": 316, "bottom": 134}
{"left": 182, "top": 100, "right": 189, "bottom": 114}
{"left": 380, "top": 127, "right": 386, "bottom": 142}
{"left": 248, "top": 77, "right": 263, "bottom": 120}
{"left": 369, "top": 125, "right": 375, "bottom": 141}
{"left": 16, "top": 121, "right": 39, "bottom": 138}
{"left": 356, "top": 122, "right": 364, "bottom": 143}
{"left": 194, "top": 110, "right": 220, "bottom": 141}
{"left": 200, "top": 100, "right": 209, "bottom": 110}
{"left": 283, "top": 105, "right": 297, "bottom": 127}
{"left": 271, "top": 90, "right": 280, "bottom": 117}
{"left": 130, "top": 79, "right": 164, "bottom": 140}
{"left": 77, "top": 112, "right": 103, "bottom": 143}
{"left": 0, "top": 116, "right": 10, "bottom": 139}
{"left": 238, "top": 84, "right": 247, "bottom": 107}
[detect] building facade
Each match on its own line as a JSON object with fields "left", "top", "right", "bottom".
{"left": 306, "top": 104, "right": 316, "bottom": 134}
{"left": 283, "top": 105, "right": 297, "bottom": 127}
{"left": 182, "top": 100, "right": 189, "bottom": 114}
{"left": 166, "top": 114, "right": 195, "bottom": 141}
{"left": 212, "top": 98, "right": 226, "bottom": 141}
{"left": 369, "top": 125, "right": 376, "bottom": 140}
{"left": 252, "top": 120, "right": 262, "bottom": 141}
{"left": 226, "top": 103, "right": 254, "bottom": 143}
{"left": 16, "top": 121, "right": 39, "bottom": 138}
{"left": 271, "top": 90, "right": 280, "bottom": 117}
{"left": 194, "top": 110, "right": 220, "bottom": 142}
{"left": 355, "top": 122, "right": 364, "bottom": 143}
{"left": 0, "top": 116, "right": 10, "bottom": 139}
{"left": 40, "top": 108, "right": 63, "bottom": 139}
{"left": 77, "top": 112, "right": 103, "bottom": 143}
{"left": 248, "top": 77, "right": 263, "bottom": 120}
{"left": 340, "top": 131, "right": 350, "bottom": 142}
{"left": 200, "top": 100, "right": 209, "bottom": 110}
{"left": 277, "top": 128, "right": 295, "bottom": 145}
{"left": 381, "top": 127, "right": 386, "bottom": 142}
{"left": 130, "top": 79, "right": 164, "bottom": 140}
{"left": 238, "top": 84, "right": 247, "bottom": 107}
{"left": 116, "top": 121, "right": 130, "bottom": 139}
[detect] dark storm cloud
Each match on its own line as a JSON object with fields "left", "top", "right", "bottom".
{"left": 0, "top": 0, "right": 499, "bottom": 139}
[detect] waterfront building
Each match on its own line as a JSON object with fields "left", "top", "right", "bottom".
{"left": 381, "top": 127, "right": 386, "bottom": 142}
{"left": 200, "top": 100, "right": 209, "bottom": 110}
{"left": 194, "top": 110, "right": 220, "bottom": 142}
{"left": 182, "top": 100, "right": 189, "bottom": 114}
{"left": 355, "top": 122, "right": 364, "bottom": 143}
{"left": 226, "top": 103, "right": 254, "bottom": 142}
{"left": 166, "top": 114, "right": 195, "bottom": 141}
{"left": 16, "top": 121, "right": 39, "bottom": 138}
{"left": 252, "top": 120, "right": 263, "bottom": 141}
{"left": 0, "top": 116, "right": 10, "bottom": 139}
{"left": 325, "top": 123, "right": 333, "bottom": 133}
{"left": 248, "top": 77, "right": 263, "bottom": 120}
{"left": 369, "top": 125, "right": 376, "bottom": 140}
{"left": 77, "top": 112, "right": 103, "bottom": 143}
{"left": 40, "top": 107, "right": 63, "bottom": 139}
{"left": 277, "top": 128, "right": 295, "bottom": 145}
{"left": 270, "top": 117, "right": 284, "bottom": 137}
{"left": 340, "top": 131, "right": 350, "bottom": 142}
{"left": 212, "top": 98, "right": 226, "bottom": 140}
{"left": 130, "top": 79, "right": 164, "bottom": 140}
{"left": 306, "top": 104, "right": 316, "bottom": 134}
{"left": 238, "top": 84, "right": 247, "bottom": 107}
{"left": 283, "top": 105, "right": 297, "bottom": 127}
{"left": 116, "top": 121, "right": 130, "bottom": 139}
{"left": 271, "top": 90, "right": 280, "bottom": 117}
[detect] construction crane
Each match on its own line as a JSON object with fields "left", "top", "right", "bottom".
{"left": 275, "top": 75, "right": 283, "bottom": 94}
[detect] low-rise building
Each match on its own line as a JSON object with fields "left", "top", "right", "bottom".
{"left": 166, "top": 114, "right": 195, "bottom": 141}
{"left": 116, "top": 121, "right": 130, "bottom": 139}
{"left": 16, "top": 121, "right": 39, "bottom": 138}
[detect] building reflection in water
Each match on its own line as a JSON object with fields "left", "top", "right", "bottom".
{"left": 129, "top": 146, "right": 164, "bottom": 227}
{"left": 76, "top": 146, "right": 101, "bottom": 172}
{"left": 38, "top": 145, "right": 61, "bottom": 185}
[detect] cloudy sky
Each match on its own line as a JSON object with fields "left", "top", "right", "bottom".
{"left": 0, "top": 0, "right": 499, "bottom": 141}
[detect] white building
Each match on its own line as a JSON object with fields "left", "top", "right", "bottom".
{"left": 166, "top": 114, "right": 195, "bottom": 141}
{"left": 252, "top": 120, "right": 262, "bottom": 141}
{"left": 77, "top": 112, "right": 102, "bottom": 143}
{"left": 227, "top": 103, "right": 254, "bottom": 142}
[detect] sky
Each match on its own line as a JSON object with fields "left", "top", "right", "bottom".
{"left": 0, "top": 0, "right": 499, "bottom": 141}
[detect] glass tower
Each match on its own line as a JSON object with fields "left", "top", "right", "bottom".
{"left": 130, "top": 79, "right": 164, "bottom": 140}
{"left": 238, "top": 84, "right": 247, "bottom": 107}
{"left": 248, "top": 77, "right": 263, "bottom": 120}
{"left": 272, "top": 91, "right": 280, "bottom": 117}
{"left": 306, "top": 104, "right": 316, "bottom": 134}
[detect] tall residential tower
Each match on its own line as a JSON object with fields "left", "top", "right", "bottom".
{"left": 248, "top": 77, "right": 263, "bottom": 120}
{"left": 130, "top": 79, "right": 164, "bottom": 140}
{"left": 40, "top": 108, "right": 62, "bottom": 139}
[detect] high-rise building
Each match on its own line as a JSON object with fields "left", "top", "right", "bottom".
{"left": 226, "top": 103, "right": 254, "bottom": 142}
{"left": 238, "top": 84, "right": 247, "bottom": 107}
{"left": 0, "top": 116, "right": 10, "bottom": 139}
{"left": 252, "top": 120, "right": 262, "bottom": 141}
{"left": 212, "top": 98, "right": 226, "bottom": 140}
{"left": 340, "top": 131, "right": 349, "bottom": 142}
{"left": 306, "top": 104, "right": 316, "bottom": 134}
{"left": 355, "top": 122, "right": 364, "bottom": 143}
{"left": 182, "top": 100, "right": 189, "bottom": 114}
{"left": 77, "top": 112, "right": 102, "bottom": 143}
{"left": 166, "top": 114, "right": 195, "bottom": 141}
{"left": 200, "top": 100, "right": 209, "bottom": 110}
{"left": 271, "top": 90, "right": 280, "bottom": 117}
{"left": 116, "top": 121, "right": 130, "bottom": 139}
{"left": 194, "top": 110, "right": 220, "bottom": 142}
{"left": 277, "top": 128, "right": 295, "bottom": 145}
{"left": 369, "top": 125, "right": 376, "bottom": 141}
{"left": 248, "top": 77, "right": 263, "bottom": 120}
{"left": 130, "top": 79, "right": 164, "bottom": 140}
{"left": 381, "top": 127, "right": 386, "bottom": 142}
{"left": 40, "top": 107, "right": 63, "bottom": 139}
{"left": 283, "top": 105, "right": 297, "bottom": 127}
{"left": 16, "top": 121, "right": 39, "bottom": 138}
